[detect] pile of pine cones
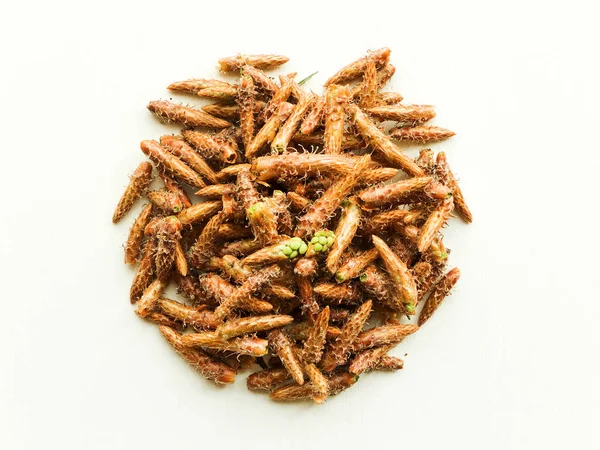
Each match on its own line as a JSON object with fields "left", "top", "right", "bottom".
{"left": 113, "top": 48, "right": 470, "bottom": 403}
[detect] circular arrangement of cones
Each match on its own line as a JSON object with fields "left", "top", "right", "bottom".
{"left": 113, "top": 48, "right": 470, "bottom": 403}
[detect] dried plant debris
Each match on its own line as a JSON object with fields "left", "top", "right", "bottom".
{"left": 114, "top": 47, "right": 470, "bottom": 403}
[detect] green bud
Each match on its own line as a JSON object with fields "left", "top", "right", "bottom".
{"left": 311, "top": 237, "right": 318, "bottom": 244}
{"left": 326, "top": 236, "right": 334, "bottom": 246}
{"left": 299, "top": 243, "right": 308, "bottom": 255}
{"left": 282, "top": 246, "right": 292, "bottom": 256}
{"left": 313, "top": 243, "right": 323, "bottom": 252}
{"left": 290, "top": 250, "right": 298, "bottom": 258}
{"left": 289, "top": 239, "right": 302, "bottom": 250}
{"left": 404, "top": 303, "right": 415, "bottom": 314}
{"left": 318, "top": 236, "right": 327, "bottom": 245}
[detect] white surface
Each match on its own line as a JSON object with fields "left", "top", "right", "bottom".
{"left": 1, "top": 1, "right": 599, "bottom": 449}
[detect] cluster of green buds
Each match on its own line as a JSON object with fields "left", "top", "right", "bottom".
{"left": 278, "top": 237, "right": 309, "bottom": 259}
{"left": 310, "top": 231, "right": 335, "bottom": 252}
{"left": 306, "top": 230, "right": 336, "bottom": 257}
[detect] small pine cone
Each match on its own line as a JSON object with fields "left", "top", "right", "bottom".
{"left": 140, "top": 140, "right": 206, "bottom": 188}
{"left": 201, "top": 101, "right": 266, "bottom": 120}
{"left": 358, "top": 176, "right": 434, "bottom": 209}
{"left": 245, "top": 102, "right": 295, "bottom": 159}
{"left": 416, "top": 148, "right": 436, "bottom": 175}
{"left": 412, "top": 261, "right": 433, "bottom": 282}
{"left": 159, "top": 135, "right": 218, "bottom": 186}
{"left": 137, "top": 310, "right": 183, "bottom": 331}
{"left": 347, "top": 104, "right": 424, "bottom": 177}
{"left": 259, "top": 77, "right": 293, "bottom": 122}
{"left": 130, "top": 238, "right": 156, "bottom": 303}
{"left": 181, "top": 129, "right": 238, "bottom": 165}
{"left": 326, "top": 199, "right": 361, "bottom": 275}
{"left": 124, "top": 203, "right": 153, "bottom": 265}
{"left": 417, "top": 196, "right": 454, "bottom": 253}
{"left": 198, "top": 273, "right": 272, "bottom": 314}
{"left": 269, "top": 372, "right": 358, "bottom": 401}
{"left": 299, "top": 94, "right": 326, "bottom": 135}
{"left": 269, "top": 329, "right": 304, "bottom": 385}
{"left": 195, "top": 83, "right": 238, "bottom": 100}
{"left": 216, "top": 315, "right": 293, "bottom": 340}
{"left": 213, "top": 264, "right": 282, "bottom": 321}
{"left": 295, "top": 155, "right": 370, "bottom": 238}
{"left": 324, "top": 47, "right": 391, "bottom": 86}
{"left": 323, "top": 85, "right": 350, "bottom": 155}
{"left": 352, "top": 324, "right": 419, "bottom": 352}
{"left": 237, "top": 71, "right": 256, "bottom": 149}
{"left": 218, "top": 53, "right": 289, "bottom": 72}
{"left": 112, "top": 162, "right": 153, "bottom": 223}
{"left": 167, "top": 78, "right": 232, "bottom": 95}
{"left": 390, "top": 125, "right": 455, "bottom": 143}
{"left": 295, "top": 271, "right": 320, "bottom": 322}
{"left": 362, "top": 209, "right": 415, "bottom": 234}
{"left": 419, "top": 267, "right": 461, "bottom": 326}
{"left": 372, "top": 235, "right": 418, "bottom": 313}
{"left": 173, "top": 273, "right": 211, "bottom": 305}
{"left": 272, "top": 93, "right": 317, "bottom": 153}
{"left": 291, "top": 131, "right": 365, "bottom": 151}
{"left": 294, "top": 257, "right": 319, "bottom": 278}
{"left": 252, "top": 153, "right": 359, "bottom": 181}
{"left": 147, "top": 190, "right": 184, "bottom": 214}
{"left": 357, "top": 167, "right": 398, "bottom": 188}
{"left": 157, "top": 168, "right": 191, "bottom": 209}
{"left": 313, "top": 283, "right": 362, "bottom": 306}
{"left": 247, "top": 368, "right": 291, "bottom": 391}
{"left": 236, "top": 168, "right": 261, "bottom": 209}
{"left": 159, "top": 326, "right": 236, "bottom": 384}
{"left": 417, "top": 260, "right": 447, "bottom": 302}
{"left": 147, "top": 100, "right": 231, "bottom": 129}
{"left": 239, "top": 65, "right": 279, "bottom": 96}
{"left": 177, "top": 201, "right": 222, "bottom": 226}
{"left": 221, "top": 238, "right": 263, "bottom": 258}
{"left": 365, "top": 104, "right": 436, "bottom": 124}
{"left": 300, "top": 306, "right": 331, "bottom": 364}
{"left": 335, "top": 248, "right": 379, "bottom": 282}
{"left": 149, "top": 216, "right": 182, "bottom": 281}
{"left": 374, "top": 356, "right": 404, "bottom": 371}
{"left": 195, "top": 184, "right": 235, "bottom": 199}
{"left": 189, "top": 212, "right": 225, "bottom": 268}
{"left": 435, "top": 152, "right": 473, "bottom": 223}
{"left": 377, "top": 91, "right": 404, "bottom": 105}
{"left": 328, "top": 308, "right": 350, "bottom": 323}
{"left": 181, "top": 332, "right": 269, "bottom": 357}
{"left": 349, "top": 344, "right": 394, "bottom": 375}
{"left": 157, "top": 297, "right": 218, "bottom": 330}
{"left": 356, "top": 56, "right": 378, "bottom": 108}
{"left": 136, "top": 278, "right": 167, "bottom": 318}
{"left": 359, "top": 265, "right": 403, "bottom": 311}
{"left": 320, "top": 300, "right": 373, "bottom": 372}
{"left": 246, "top": 200, "right": 280, "bottom": 246}
{"left": 303, "top": 363, "right": 329, "bottom": 404}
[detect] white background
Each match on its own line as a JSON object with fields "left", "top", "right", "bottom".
{"left": 1, "top": 1, "right": 599, "bottom": 449}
